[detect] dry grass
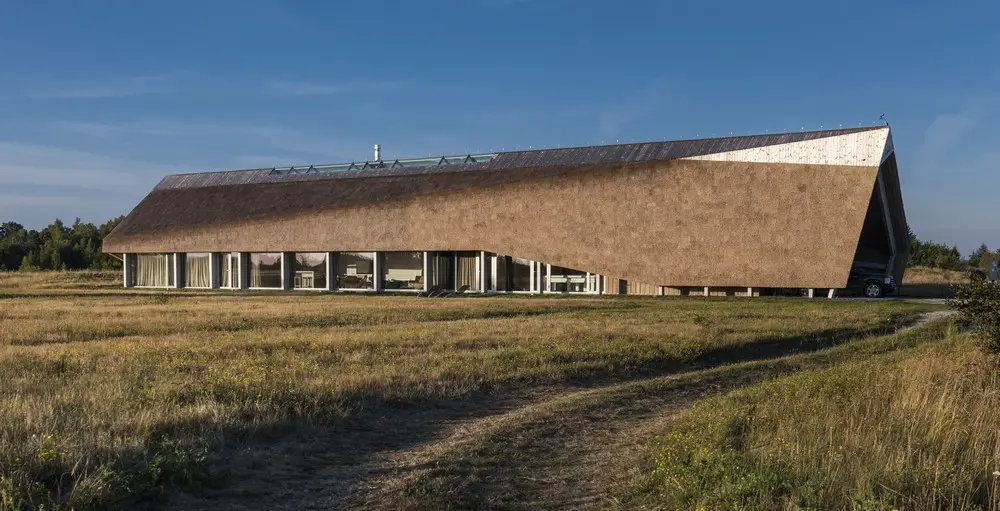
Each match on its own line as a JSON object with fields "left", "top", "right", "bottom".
{"left": 901, "top": 266, "right": 970, "bottom": 298}
{"left": 634, "top": 320, "right": 1000, "bottom": 509}
{"left": 0, "top": 271, "right": 927, "bottom": 509}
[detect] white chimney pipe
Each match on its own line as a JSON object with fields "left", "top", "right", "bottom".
{"left": 374, "top": 144, "right": 381, "bottom": 161}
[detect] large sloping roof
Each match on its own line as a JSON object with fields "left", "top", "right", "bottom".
{"left": 104, "top": 126, "right": 902, "bottom": 289}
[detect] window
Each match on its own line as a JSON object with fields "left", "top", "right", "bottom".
{"left": 293, "top": 253, "right": 327, "bottom": 289}
{"left": 428, "top": 252, "right": 455, "bottom": 290}
{"left": 249, "top": 253, "right": 282, "bottom": 289}
{"left": 510, "top": 257, "right": 532, "bottom": 292}
{"left": 456, "top": 252, "right": 480, "bottom": 292}
{"left": 335, "top": 252, "right": 375, "bottom": 289}
{"left": 136, "top": 253, "right": 169, "bottom": 287}
{"left": 219, "top": 253, "right": 240, "bottom": 288}
{"left": 547, "top": 265, "right": 587, "bottom": 293}
{"left": 185, "top": 253, "right": 211, "bottom": 288}
{"left": 381, "top": 252, "right": 424, "bottom": 290}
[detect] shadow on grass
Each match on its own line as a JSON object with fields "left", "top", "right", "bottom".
{"left": 139, "top": 314, "right": 925, "bottom": 508}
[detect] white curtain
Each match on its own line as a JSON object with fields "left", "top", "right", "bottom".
{"left": 136, "top": 254, "right": 167, "bottom": 287}
{"left": 457, "top": 253, "right": 479, "bottom": 291}
{"left": 186, "top": 254, "right": 211, "bottom": 288}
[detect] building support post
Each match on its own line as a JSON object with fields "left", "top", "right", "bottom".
{"left": 747, "top": 287, "right": 753, "bottom": 297}
{"left": 478, "top": 251, "right": 487, "bottom": 293}
{"left": 422, "top": 252, "right": 430, "bottom": 292}
{"left": 808, "top": 288, "right": 815, "bottom": 298}
{"left": 239, "top": 253, "right": 249, "bottom": 290}
{"left": 373, "top": 252, "right": 382, "bottom": 292}
{"left": 828, "top": 288, "right": 836, "bottom": 299}
{"left": 704, "top": 286, "right": 710, "bottom": 297}
{"left": 123, "top": 253, "right": 133, "bottom": 288}
{"left": 209, "top": 253, "right": 219, "bottom": 289}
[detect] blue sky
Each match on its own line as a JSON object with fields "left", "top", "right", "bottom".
{"left": 1, "top": 0, "right": 997, "bottom": 253}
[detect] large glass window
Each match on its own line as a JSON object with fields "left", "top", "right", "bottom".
{"left": 510, "top": 257, "right": 532, "bottom": 292}
{"left": 381, "top": 252, "right": 424, "bottom": 290}
{"left": 293, "top": 252, "right": 327, "bottom": 289}
{"left": 220, "top": 253, "right": 240, "bottom": 288}
{"left": 428, "top": 252, "right": 455, "bottom": 291}
{"left": 547, "top": 265, "right": 588, "bottom": 293}
{"left": 136, "top": 253, "right": 169, "bottom": 287}
{"left": 335, "top": 252, "right": 375, "bottom": 290}
{"left": 185, "top": 253, "right": 211, "bottom": 288}
{"left": 249, "top": 253, "right": 282, "bottom": 289}
{"left": 457, "top": 252, "right": 480, "bottom": 292}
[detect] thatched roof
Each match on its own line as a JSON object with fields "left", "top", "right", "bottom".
{"left": 104, "top": 126, "right": 905, "bottom": 289}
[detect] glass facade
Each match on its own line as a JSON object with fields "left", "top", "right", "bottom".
{"left": 293, "top": 253, "right": 327, "bottom": 289}
{"left": 249, "top": 253, "right": 282, "bottom": 288}
{"left": 126, "top": 251, "right": 600, "bottom": 294}
{"left": 381, "top": 252, "right": 424, "bottom": 290}
{"left": 336, "top": 252, "right": 375, "bottom": 289}
{"left": 510, "top": 257, "right": 533, "bottom": 292}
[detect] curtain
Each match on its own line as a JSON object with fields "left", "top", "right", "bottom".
{"left": 186, "top": 254, "right": 211, "bottom": 288}
{"left": 136, "top": 254, "right": 167, "bottom": 287}
{"left": 250, "top": 257, "right": 262, "bottom": 287}
{"left": 457, "top": 253, "right": 479, "bottom": 291}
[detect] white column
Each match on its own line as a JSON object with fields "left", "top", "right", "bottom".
{"left": 703, "top": 286, "right": 710, "bottom": 297}
{"left": 327, "top": 253, "right": 336, "bottom": 291}
{"left": 172, "top": 253, "right": 184, "bottom": 289}
{"left": 545, "top": 264, "right": 552, "bottom": 293}
{"left": 209, "top": 253, "right": 219, "bottom": 289}
{"left": 452, "top": 252, "right": 459, "bottom": 291}
{"left": 491, "top": 255, "right": 498, "bottom": 292}
{"left": 239, "top": 253, "right": 249, "bottom": 289}
{"left": 828, "top": 288, "right": 836, "bottom": 299}
{"left": 747, "top": 287, "right": 753, "bottom": 297}
{"left": 479, "top": 251, "right": 487, "bottom": 293}
{"left": 373, "top": 252, "right": 382, "bottom": 292}
{"left": 529, "top": 261, "right": 536, "bottom": 293}
{"left": 808, "top": 288, "right": 815, "bottom": 298}
{"left": 122, "top": 253, "right": 132, "bottom": 288}
{"left": 422, "top": 252, "right": 430, "bottom": 292}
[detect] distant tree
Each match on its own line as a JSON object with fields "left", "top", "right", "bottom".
{"left": 969, "top": 243, "right": 994, "bottom": 272}
{"left": 0, "top": 216, "right": 123, "bottom": 271}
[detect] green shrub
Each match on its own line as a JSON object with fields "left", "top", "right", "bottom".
{"left": 949, "top": 271, "right": 1000, "bottom": 351}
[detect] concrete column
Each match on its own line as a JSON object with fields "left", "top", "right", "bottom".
{"left": 704, "top": 286, "right": 710, "bottom": 297}
{"left": 326, "top": 253, "right": 336, "bottom": 291}
{"left": 545, "top": 264, "right": 552, "bottom": 293}
{"left": 373, "top": 252, "right": 382, "bottom": 292}
{"left": 808, "top": 288, "right": 815, "bottom": 298}
{"left": 479, "top": 251, "right": 487, "bottom": 292}
{"left": 209, "top": 253, "right": 220, "bottom": 289}
{"left": 239, "top": 253, "right": 249, "bottom": 289}
{"left": 828, "top": 289, "right": 836, "bottom": 299}
{"left": 747, "top": 287, "right": 753, "bottom": 297}
{"left": 422, "top": 252, "right": 430, "bottom": 292}
{"left": 122, "top": 253, "right": 133, "bottom": 288}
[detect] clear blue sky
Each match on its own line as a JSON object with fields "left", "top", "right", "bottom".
{"left": 1, "top": 0, "right": 997, "bottom": 253}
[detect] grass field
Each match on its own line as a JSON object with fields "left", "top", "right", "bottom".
{"left": 0, "top": 271, "right": 933, "bottom": 509}
{"left": 629, "top": 319, "right": 1000, "bottom": 510}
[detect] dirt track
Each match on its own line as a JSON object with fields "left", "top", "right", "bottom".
{"left": 166, "top": 311, "right": 951, "bottom": 510}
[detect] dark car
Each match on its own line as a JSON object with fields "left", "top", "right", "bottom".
{"left": 847, "top": 269, "right": 896, "bottom": 298}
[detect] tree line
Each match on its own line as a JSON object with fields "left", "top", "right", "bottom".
{"left": 0, "top": 217, "right": 124, "bottom": 271}
{"left": 907, "top": 226, "right": 998, "bottom": 272}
